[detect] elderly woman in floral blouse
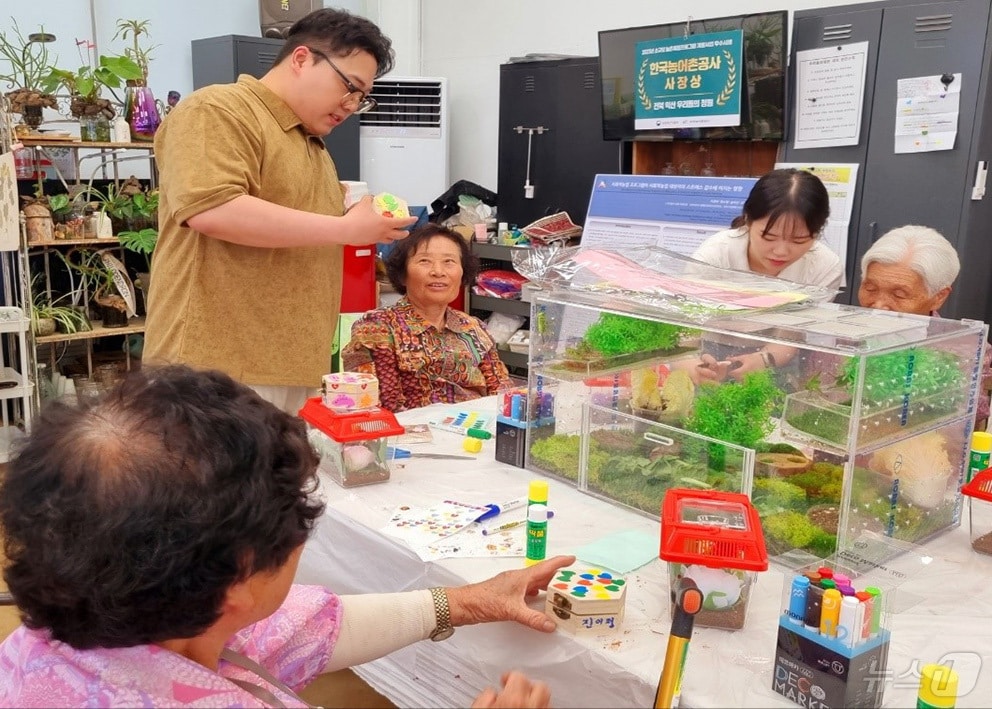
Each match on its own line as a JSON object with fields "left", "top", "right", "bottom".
{"left": 343, "top": 224, "right": 511, "bottom": 413}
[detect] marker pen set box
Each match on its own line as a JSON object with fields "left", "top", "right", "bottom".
{"left": 772, "top": 533, "right": 927, "bottom": 708}
{"left": 659, "top": 489, "right": 768, "bottom": 631}
{"left": 495, "top": 386, "right": 554, "bottom": 468}
{"left": 299, "top": 398, "right": 405, "bottom": 488}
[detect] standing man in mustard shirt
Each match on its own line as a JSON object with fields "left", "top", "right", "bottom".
{"left": 144, "top": 8, "right": 415, "bottom": 413}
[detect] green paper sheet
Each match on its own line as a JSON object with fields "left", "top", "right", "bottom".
{"left": 573, "top": 530, "right": 659, "bottom": 574}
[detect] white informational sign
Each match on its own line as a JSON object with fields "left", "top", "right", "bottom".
{"left": 0, "top": 152, "right": 18, "bottom": 251}
{"left": 581, "top": 174, "right": 757, "bottom": 256}
{"left": 793, "top": 42, "right": 869, "bottom": 150}
{"left": 894, "top": 73, "right": 961, "bottom": 153}
{"left": 774, "top": 162, "right": 859, "bottom": 276}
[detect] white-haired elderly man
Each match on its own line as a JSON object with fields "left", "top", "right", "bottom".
{"left": 858, "top": 224, "right": 991, "bottom": 426}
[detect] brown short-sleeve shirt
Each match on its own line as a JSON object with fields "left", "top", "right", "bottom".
{"left": 143, "top": 75, "right": 344, "bottom": 387}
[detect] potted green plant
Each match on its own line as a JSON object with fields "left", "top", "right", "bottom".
{"left": 117, "top": 226, "right": 157, "bottom": 304}
{"left": 41, "top": 39, "right": 142, "bottom": 132}
{"left": 87, "top": 178, "right": 150, "bottom": 233}
{"left": 128, "top": 187, "right": 158, "bottom": 230}
{"left": 113, "top": 19, "right": 161, "bottom": 141}
{"left": 0, "top": 20, "right": 58, "bottom": 130}
{"left": 58, "top": 248, "right": 136, "bottom": 328}
{"left": 113, "top": 19, "right": 157, "bottom": 87}
{"left": 31, "top": 288, "right": 90, "bottom": 336}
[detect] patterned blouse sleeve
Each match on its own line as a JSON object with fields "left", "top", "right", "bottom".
{"left": 227, "top": 585, "right": 343, "bottom": 691}
{"left": 343, "top": 315, "right": 407, "bottom": 413}
{"left": 474, "top": 321, "right": 512, "bottom": 394}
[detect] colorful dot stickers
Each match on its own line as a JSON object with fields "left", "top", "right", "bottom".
{"left": 551, "top": 567, "right": 626, "bottom": 600}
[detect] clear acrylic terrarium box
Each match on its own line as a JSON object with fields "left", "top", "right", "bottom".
{"left": 525, "top": 291, "right": 987, "bottom": 560}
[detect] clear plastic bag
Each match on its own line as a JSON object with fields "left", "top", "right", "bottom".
{"left": 512, "top": 245, "right": 837, "bottom": 324}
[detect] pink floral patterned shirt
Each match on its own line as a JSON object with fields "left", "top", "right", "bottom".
{"left": 0, "top": 585, "right": 342, "bottom": 708}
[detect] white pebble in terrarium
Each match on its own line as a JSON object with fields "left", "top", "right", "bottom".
{"left": 682, "top": 564, "right": 745, "bottom": 609}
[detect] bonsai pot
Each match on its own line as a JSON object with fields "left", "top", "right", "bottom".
{"left": 100, "top": 304, "right": 129, "bottom": 328}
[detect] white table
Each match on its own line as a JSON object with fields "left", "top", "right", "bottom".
{"left": 296, "top": 398, "right": 992, "bottom": 708}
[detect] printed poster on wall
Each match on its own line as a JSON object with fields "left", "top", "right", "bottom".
{"left": 792, "top": 42, "right": 869, "bottom": 150}
{"left": 580, "top": 173, "right": 757, "bottom": 255}
{"left": 634, "top": 29, "right": 744, "bottom": 130}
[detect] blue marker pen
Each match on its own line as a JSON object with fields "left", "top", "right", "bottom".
{"left": 788, "top": 575, "right": 810, "bottom": 624}
{"left": 475, "top": 497, "right": 527, "bottom": 522}
{"left": 511, "top": 394, "right": 523, "bottom": 421}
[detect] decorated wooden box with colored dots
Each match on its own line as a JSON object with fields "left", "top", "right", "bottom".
{"left": 544, "top": 565, "right": 627, "bottom": 634}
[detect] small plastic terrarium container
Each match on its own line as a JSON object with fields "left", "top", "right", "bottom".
{"left": 660, "top": 488, "right": 768, "bottom": 630}
{"left": 962, "top": 468, "right": 992, "bottom": 555}
{"left": 299, "top": 398, "right": 404, "bottom": 488}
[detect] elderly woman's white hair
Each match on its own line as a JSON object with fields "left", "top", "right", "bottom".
{"left": 860, "top": 225, "right": 960, "bottom": 296}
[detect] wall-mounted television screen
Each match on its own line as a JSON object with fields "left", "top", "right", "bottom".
{"left": 599, "top": 11, "right": 787, "bottom": 142}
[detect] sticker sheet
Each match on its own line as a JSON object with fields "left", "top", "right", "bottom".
{"left": 381, "top": 500, "right": 489, "bottom": 548}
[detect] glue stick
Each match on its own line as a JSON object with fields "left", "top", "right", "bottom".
{"left": 525, "top": 504, "right": 548, "bottom": 566}
{"left": 528, "top": 479, "right": 548, "bottom": 508}
{"left": 917, "top": 664, "right": 958, "bottom": 708}
{"left": 969, "top": 431, "right": 992, "bottom": 483}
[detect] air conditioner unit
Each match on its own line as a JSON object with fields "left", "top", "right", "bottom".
{"left": 359, "top": 76, "right": 449, "bottom": 209}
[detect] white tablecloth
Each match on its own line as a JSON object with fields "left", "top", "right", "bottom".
{"left": 296, "top": 398, "right": 992, "bottom": 708}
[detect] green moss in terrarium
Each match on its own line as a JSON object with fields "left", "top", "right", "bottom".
{"left": 529, "top": 434, "right": 582, "bottom": 480}
{"left": 789, "top": 462, "right": 844, "bottom": 504}
{"left": 755, "top": 442, "right": 805, "bottom": 455}
{"left": 529, "top": 434, "right": 609, "bottom": 482}
{"left": 853, "top": 489, "right": 956, "bottom": 543}
{"left": 763, "top": 510, "right": 836, "bottom": 556}
{"left": 582, "top": 313, "right": 688, "bottom": 357}
{"left": 837, "top": 348, "right": 963, "bottom": 405}
{"left": 752, "top": 477, "right": 807, "bottom": 516}
{"left": 783, "top": 407, "right": 848, "bottom": 444}
{"left": 685, "top": 370, "right": 785, "bottom": 451}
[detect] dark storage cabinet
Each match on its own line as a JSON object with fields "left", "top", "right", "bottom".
{"left": 497, "top": 57, "right": 619, "bottom": 229}
{"left": 783, "top": 0, "right": 992, "bottom": 321}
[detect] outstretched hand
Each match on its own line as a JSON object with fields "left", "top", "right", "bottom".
{"left": 446, "top": 555, "right": 576, "bottom": 633}
{"left": 471, "top": 671, "right": 552, "bottom": 708}
{"left": 341, "top": 195, "right": 417, "bottom": 245}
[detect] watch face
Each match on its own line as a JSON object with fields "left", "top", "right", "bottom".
{"left": 430, "top": 626, "right": 455, "bottom": 642}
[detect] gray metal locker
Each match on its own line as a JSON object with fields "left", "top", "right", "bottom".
{"left": 784, "top": 0, "right": 992, "bottom": 323}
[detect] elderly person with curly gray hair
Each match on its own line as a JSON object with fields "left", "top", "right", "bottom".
{"left": 858, "top": 225, "right": 991, "bottom": 425}
{"left": 0, "top": 365, "right": 567, "bottom": 708}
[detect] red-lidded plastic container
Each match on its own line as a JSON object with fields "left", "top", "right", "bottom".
{"left": 660, "top": 489, "right": 768, "bottom": 630}
{"left": 962, "top": 468, "right": 992, "bottom": 555}
{"left": 299, "top": 398, "right": 405, "bottom": 488}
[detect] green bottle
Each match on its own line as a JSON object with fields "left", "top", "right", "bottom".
{"left": 525, "top": 504, "right": 548, "bottom": 567}
{"left": 968, "top": 431, "right": 992, "bottom": 483}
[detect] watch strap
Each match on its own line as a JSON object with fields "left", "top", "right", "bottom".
{"left": 428, "top": 587, "right": 454, "bottom": 641}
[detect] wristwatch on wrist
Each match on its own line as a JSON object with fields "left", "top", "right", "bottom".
{"left": 428, "top": 587, "right": 455, "bottom": 642}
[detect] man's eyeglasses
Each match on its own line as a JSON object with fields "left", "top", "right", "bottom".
{"left": 307, "top": 46, "right": 377, "bottom": 114}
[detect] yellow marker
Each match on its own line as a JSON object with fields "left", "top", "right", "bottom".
{"left": 462, "top": 437, "right": 483, "bottom": 454}
{"left": 820, "top": 588, "right": 842, "bottom": 637}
